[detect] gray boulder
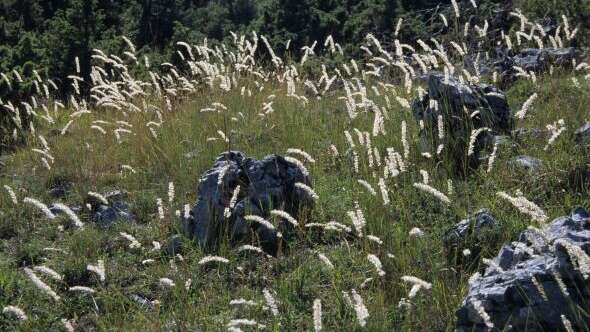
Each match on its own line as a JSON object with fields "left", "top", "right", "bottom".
{"left": 182, "top": 151, "right": 313, "bottom": 255}
{"left": 495, "top": 47, "right": 580, "bottom": 84}
{"left": 455, "top": 207, "right": 590, "bottom": 331}
{"left": 444, "top": 209, "right": 499, "bottom": 262}
{"left": 86, "top": 190, "right": 135, "bottom": 227}
{"left": 412, "top": 72, "right": 513, "bottom": 173}
{"left": 574, "top": 122, "right": 590, "bottom": 144}
{"left": 510, "top": 155, "right": 543, "bottom": 173}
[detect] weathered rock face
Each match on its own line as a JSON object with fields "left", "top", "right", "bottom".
{"left": 495, "top": 47, "right": 580, "bottom": 83}
{"left": 182, "top": 151, "right": 313, "bottom": 255}
{"left": 412, "top": 72, "right": 513, "bottom": 173}
{"left": 455, "top": 207, "right": 590, "bottom": 331}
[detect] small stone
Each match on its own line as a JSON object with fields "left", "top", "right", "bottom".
{"left": 86, "top": 190, "right": 135, "bottom": 226}
{"left": 163, "top": 235, "right": 183, "bottom": 256}
{"left": 444, "top": 209, "right": 498, "bottom": 263}
{"left": 574, "top": 122, "right": 590, "bottom": 144}
{"left": 510, "top": 155, "right": 543, "bottom": 173}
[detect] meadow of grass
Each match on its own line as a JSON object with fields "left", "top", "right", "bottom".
{"left": 1, "top": 8, "right": 590, "bottom": 331}
{"left": 0, "top": 69, "right": 588, "bottom": 330}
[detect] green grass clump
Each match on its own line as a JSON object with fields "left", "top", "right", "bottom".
{"left": 0, "top": 71, "right": 589, "bottom": 331}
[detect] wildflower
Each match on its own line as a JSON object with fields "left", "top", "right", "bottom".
{"left": 295, "top": 182, "right": 319, "bottom": 200}
{"left": 367, "top": 254, "right": 386, "bottom": 276}
{"left": 285, "top": 156, "right": 309, "bottom": 177}
{"left": 554, "top": 239, "right": 590, "bottom": 279}
{"left": 120, "top": 232, "right": 141, "bottom": 248}
{"left": 329, "top": 144, "right": 339, "bottom": 157}
{"left": 244, "top": 215, "right": 275, "bottom": 230}
{"left": 317, "top": 253, "right": 334, "bottom": 269}
{"left": 532, "top": 275, "right": 548, "bottom": 301}
{"left": 409, "top": 227, "right": 425, "bottom": 237}
{"left": 451, "top": 0, "right": 460, "bottom": 17}
{"left": 230, "top": 299, "right": 259, "bottom": 307}
{"left": 472, "top": 300, "right": 494, "bottom": 329}
{"left": 217, "top": 164, "right": 230, "bottom": 186}
{"left": 561, "top": 315, "right": 575, "bottom": 332}
{"left": 3, "top": 185, "right": 18, "bottom": 204}
{"left": 487, "top": 141, "right": 499, "bottom": 173}
{"left": 286, "top": 148, "right": 316, "bottom": 163}
{"left": 88, "top": 191, "right": 109, "bottom": 205}
{"left": 23, "top": 197, "right": 56, "bottom": 219}
{"left": 401, "top": 275, "right": 432, "bottom": 289}
{"left": 348, "top": 203, "right": 366, "bottom": 236}
{"left": 33, "top": 266, "right": 62, "bottom": 281}
{"left": 121, "top": 164, "right": 136, "bottom": 174}
{"left": 420, "top": 170, "right": 429, "bottom": 184}
{"left": 237, "top": 245, "right": 267, "bottom": 256}
{"left": 270, "top": 209, "right": 298, "bottom": 227}
{"left": 496, "top": 191, "right": 548, "bottom": 223}
{"left": 544, "top": 119, "right": 566, "bottom": 151}
{"left": 357, "top": 179, "right": 377, "bottom": 196}
{"left": 313, "top": 299, "right": 322, "bottom": 331}
{"left": 168, "top": 182, "right": 175, "bottom": 203}
{"left": 413, "top": 183, "right": 451, "bottom": 205}
{"left": 61, "top": 319, "right": 75, "bottom": 332}
{"left": 24, "top": 268, "right": 60, "bottom": 301}
{"left": 367, "top": 235, "right": 383, "bottom": 245}
{"left": 515, "top": 93, "right": 538, "bottom": 119}
{"left": 2, "top": 305, "right": 27, "bottom": 320}
{"left": 69, "top": 286, "right": 96, "bottom": 294}
{"left": 61, "top": 120, "right": 74, "bottom": 135}
{"left": 552, "top": 269, "right": 570, "bottom": 296}
{"left": 350, "top": 289, "right": 369, "bottom": 327}
{"left": 51, "top": 203, "right": 84, "bottom": 228}
{"left": 467, "top": 127, "right": 490, "bottom": 156}
{"left": 401, "top": 121, "right": 409, "bottom": 159}
{"left": 87, "top": 260, "right": 106, "bottom": 282}
{"left": 377, "top": 178, "right": 390, "bottom": 205}
{"left": 91, "top": 125, "right": 106, "bottom": 134}
{"left": 156, "top": 198, "right": 165, "bottom": 220}
{"left": 228, "top": 319, "right": 266, "bottom": 329}
{"left": 394, "top": 18, "right": 403, "bottom": 37}
{"left": 159, "top": 278, "right": 176, "bottom": 288}
{"left": 439, "top": 14, "right": 448, "bottom": 27}
{"left": 198, "top": 256, "right": 229, "bottom": 265}
{"left": 263, "top": 288, "right": 279, "bottom": 317}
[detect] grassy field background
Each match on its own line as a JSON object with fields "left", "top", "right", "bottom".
{"left": 1, "top": 64, "right": 589, "bottom": 331}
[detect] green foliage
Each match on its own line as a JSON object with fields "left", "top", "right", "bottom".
{"left": 0, "top": 0, "right": 587, "bottom": 100}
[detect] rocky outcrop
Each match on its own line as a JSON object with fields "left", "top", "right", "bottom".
{"left": 495, "top": 47, "right": 581, "bottom": 84}
{"left": 509, "top": 155, "right": 543, "bottom": 174}
{"left": 412, "top": 72, "right": 513, "bottom": 173}
{"left": 455, "top": 207, "right": 590, "bottom": 331}
{"left": 182, "top": 151, "right": 313, "bottom": 255}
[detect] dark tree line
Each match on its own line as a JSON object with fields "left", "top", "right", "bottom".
{"left": 0, "top": 0, "right": 588, "bottom": 99}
